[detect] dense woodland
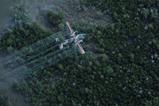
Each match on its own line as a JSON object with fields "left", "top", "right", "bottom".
{"left": 0, "top": 0, "right": 159, "bottom": 106}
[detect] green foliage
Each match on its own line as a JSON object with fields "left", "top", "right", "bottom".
{"left": 0, "top": 23, "right": 51, "bottom": 52}
{"left": 146, "top": 97, "right": 159, "bottom": 106}
{"left": 18, "top": 53, "right": 111, "bottom": 106}
{"left": 8, "top": 0, "right": 159, "bottom": 106}
{"left": 47, "top": 11, "right": 64, "bottom": 31}
{"left": 12, "top": 5, "right": 30, "bottom": 23}
{"left": 0, "top": 10, "right": 65, "bottom": 52}
{"left": 19, "top": 52, "right": 155, "bottom": 106}
{"left": 0, "top": 95, "right": 9, "bottom": 106}
{"left": 0, "top": 10, "right": 66, "bottom": 53}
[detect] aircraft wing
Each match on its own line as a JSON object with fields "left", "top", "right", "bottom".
{"left": 66, "top": 22, "right": 85, "bottom": 54}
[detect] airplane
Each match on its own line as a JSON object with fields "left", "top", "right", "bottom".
{"left": 59, "top": 22, "right": 86, "bottom": 54}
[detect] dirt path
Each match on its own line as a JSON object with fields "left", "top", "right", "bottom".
{"left": 0, "top": 0, "right": 111, "bottom": 105}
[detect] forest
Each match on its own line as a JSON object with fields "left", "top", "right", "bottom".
{"left": 0, "top": 0, "right": 159, "bottom": 106}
